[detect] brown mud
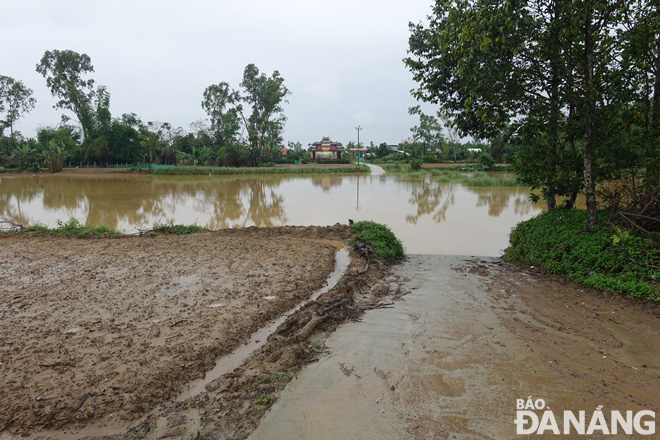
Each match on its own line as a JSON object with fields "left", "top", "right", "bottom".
{"left": 0, "top": 225, "right": 358, "bottom": 437}
{"left": 2, "top": 239, "right": 658, "bottom": 439}
{"left": 250, "top": 256, "right": 658, "bottom": 439}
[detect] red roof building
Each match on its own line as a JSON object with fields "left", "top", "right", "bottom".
{"left": 308, "top": 137, "right": 344, "bottom": 160}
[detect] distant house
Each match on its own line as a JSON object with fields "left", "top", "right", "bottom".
{"left": 280, "top": 147, "right": 289, "bottom": 157}
{"left": 309, "top": 137, "right": 345, "bottom": 160}
{"left": 467, "top": 148, "right": 482, "bottom": 153}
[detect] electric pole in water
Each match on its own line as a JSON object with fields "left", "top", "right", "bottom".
{"left": 355, "top": 125, "right": 362, "bottom": 164}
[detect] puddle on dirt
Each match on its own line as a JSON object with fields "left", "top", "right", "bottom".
{"left": 177, "top": 246, "right": 350, "bottom": 401}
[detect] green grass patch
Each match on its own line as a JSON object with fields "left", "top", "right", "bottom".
{"left": 504, "top": 210, "right": 659, "bottom": 300}
{"left": 459, "top": 171, "right": 520, "bottom": 187}
{"left": 383, "top": 164, "right": 430, "bottom": 175}
{"left": 151, "top": 224, "right": 208, "bottom": 234}
{"left": 429, "top": 169, "right": 520, "bottom": 187}
{"left": 253, "top": 393, "right": 271, "bottom": 407}
{"left": 22, "top": 219, "right": 119, "bottom": 237}
{"left": 350, "top": 221, "right": 405, "bottom": 262}
{"left": 142, "top": 165, "right": 370, "bottom": 175}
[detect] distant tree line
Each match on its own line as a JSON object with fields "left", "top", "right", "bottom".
{"left": 0, "top": 50, "right": 292, "bottom": 171}
{"left": 406, "top": 0, "right": 658, "bottom": 230}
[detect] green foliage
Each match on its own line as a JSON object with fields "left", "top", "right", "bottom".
{"left": 410, "top": 159, "right": 422, "bottom": 171}
{"left": 504, "top": 210, "right": 659, "bottom": 300}
{"left": 383, "top": 164, "right": 428, "bottom": 174}
{"left": 253, "top": 393, "right": 271, "bottom": 407}
{"left": 202, "top": 64, "right": 290, "bottom": 166}
{"left": 10, "top": 143, "right": 38, "bottom": 170}
{"left": 36, "top": 49, "right": 97, "bottom": 142}
{"left": 478, "top": 152, "right": 495, "bottom": 171}
{"left": 405, "top": 0, "right": 657, "bottom": 223}
{"left": 22, "top": 219, "right": 119, "bottom": 237}
{"left": 0, "top": 75, "right": 36, "bottom": 139}
{"left": 456, "top": 171, "right": 519, "bottom": 187}
{"left": 149, "top": 165, "right": 369, "bottom": 175}
{"left": 41, "top": 139, "right": 65, "bottom": 172}
{"left": 152, "top": 224, "right": 208, "bottom": 235}
{"left": 350, "top": 221, "right": 405, "bottom": 262}
{"left": 257, "top": 371, "right": 291, "bottom": 388}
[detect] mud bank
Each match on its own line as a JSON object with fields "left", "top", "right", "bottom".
{"left": 0, "top": 225, "right": 354, "bottom": 435}
{"left": 251, "top": 255, "right": 659, "bottom": 439}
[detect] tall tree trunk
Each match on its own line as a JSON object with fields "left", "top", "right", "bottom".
{"left": 546, "top": 0, "right": 561, "bottom": 211}
{"left": 583, "top": 4, "right": 598, "bottom": 229}
{"left": 8, "top": 101, "right": 15, "bottom": 148}
{"left": 652, "top": 52, "right": 660, "bottom": 134}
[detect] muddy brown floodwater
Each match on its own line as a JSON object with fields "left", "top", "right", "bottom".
{"left": 0, "top": 173, "right": 546, "bottom": 256}
{"left": 0, "top": 225, "right": 352, "bottom": 436}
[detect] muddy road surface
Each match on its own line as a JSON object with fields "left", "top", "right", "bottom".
{"left": 1, "top": 241, "right": 657, "bottom": 439}
{"left": 251, "top": 255, "right": 659, "bottom": 439}
{"left": 0, "top": 225, "right": 352, "bottom": 435}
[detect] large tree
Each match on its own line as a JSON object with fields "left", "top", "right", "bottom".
{"left": 0, "top": 75, "right": 36, "bottom": 141}
{"left": 202, "top": 64, "right": 290, "bottom": 165}
{"left": 36, "top": 49, "right": 97, "bottom": 142}
{"left": 201, "top": 82, "right": 241, "bottom": 148}
{"left": 406, "top": 0, "right": 638, "bottom": 228}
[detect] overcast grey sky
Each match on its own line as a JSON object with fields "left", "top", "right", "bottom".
{"left": 2, "top": 0, "right": 439, "bottom": 146}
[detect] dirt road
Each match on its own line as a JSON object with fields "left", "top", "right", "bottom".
{"left": 250, "top": 255, "right": 659, "bottom": 439}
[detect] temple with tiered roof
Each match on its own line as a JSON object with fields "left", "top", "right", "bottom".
{"left": 308, "top": 137, "right": 344, "bottom": 160}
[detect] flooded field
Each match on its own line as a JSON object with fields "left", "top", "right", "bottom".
{"left": 0, "top": 173, "right": 544, "bottom": 256}
{"left": 0, "top": 226, "right": 352, "bottom": 435}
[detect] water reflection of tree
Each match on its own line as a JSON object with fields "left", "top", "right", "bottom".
{"left": 465, "top": 187, "right": 541, "bottom": 217}
{"left": 401, "top": 177, "right": 456, "bottom": 224}
{"left": 0, "top": 175, "right": 288, "bottom": 230}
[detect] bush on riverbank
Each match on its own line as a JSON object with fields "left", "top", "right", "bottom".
{"left": 6, "top": 220, "right": 210, "bottom": 237}
{"left": 21, "top": 219, "right": 119, "bottom": 237}
{"left": 152, "top": 224, "right": 208, "bottom": 234}
{"left": 142, "top": 165, "right": 369, "bottom": 175}
{"left": 504, "top": 210, "right": 659, "bottom": 300}
{"left": 350, "top": 221, "right": 405, "bottom": 262}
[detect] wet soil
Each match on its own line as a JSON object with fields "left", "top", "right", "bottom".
{"left": 0, "top": 225, "right": 352, "bottom": 435}
{"left": 2, "top": 242, "right": 657, "bottom": 439}
{"left": 251, "top": 256, "right": 659, "bottom": 439}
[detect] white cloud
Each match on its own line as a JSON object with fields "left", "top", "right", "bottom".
{"left": 2, "top": 0, "right": 439, "bottom": 146}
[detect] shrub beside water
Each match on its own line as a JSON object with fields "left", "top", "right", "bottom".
{"left": 152, "top": 224, "right": 208, "bottom": 234}
{"left": 350, "top": 221, "right": 405, "bottom": 262}
{"left": 504, "top": 210, "right": 659, "bottom": 300}
{"left": 21, "top": 219, "right": 119, "bottom": 237}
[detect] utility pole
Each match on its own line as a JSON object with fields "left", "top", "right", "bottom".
{"left": 355, "top": 125, "right": 362, "bottom": 164}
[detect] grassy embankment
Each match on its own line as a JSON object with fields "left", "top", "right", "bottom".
{"left": 505, "top": 210, "right": 659, "bottom": 301}
{"left": 4, "top": 219, "right": 208, "bottom": 237}
{"left": 141, "top": 165, "right": 370, "bottom": 175}
{"left": 8, "top": 219, "right": 407, "bottom": 265}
